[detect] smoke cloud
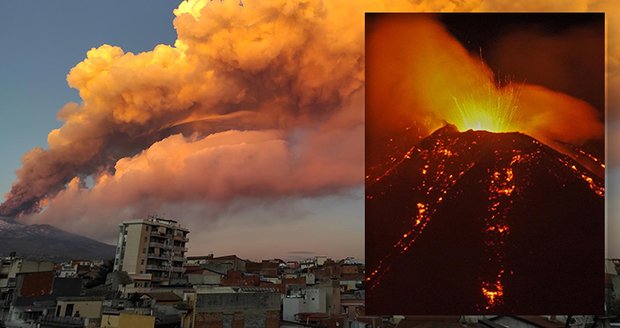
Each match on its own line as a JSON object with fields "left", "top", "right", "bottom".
{"left": 4, "top": 0, "right": 508, "bottom": 219}
{"left": 477, "top": 0, "right": 619, "bottom": 121}
{"left": 2, "top": 0, "right": 618, "bottom": 257}
{"left": 367, "top": 15, "right": 603, "bottom": 146}
{"left": 485, "top": 23, "right": 603, "bottom": 110}
{"left": 2, "top": 0, "right": 376, "bottom": 217}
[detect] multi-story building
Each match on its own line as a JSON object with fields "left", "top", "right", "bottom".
{"left": 113, "top": 216, "right": 189, "bottom": 286}
{"left": 0, "top": 256, "right": 54, "bottom": 322}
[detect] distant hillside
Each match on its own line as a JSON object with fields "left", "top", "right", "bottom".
{"left": 0, "top": 217, "right": 116, "bottom": 262}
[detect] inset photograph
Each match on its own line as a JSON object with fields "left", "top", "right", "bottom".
{"left": 366, "top": 13, "right": 605, "bottom": 314}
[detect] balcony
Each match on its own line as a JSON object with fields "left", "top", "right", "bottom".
{"left": 171, "top": 256, "right": 185, "bottom": 262}
{"left": 149, "top": 242, "right": 170, "bottom": 249}
{"left": 147, "top": 253, "right": 168, "bottom": 260}
{"left": 170, "top": 267, "right": 185, "bottom": 273}
{"left": 151, "top": 276, "right": 169, "bottom": 282}
{"left": 150, "top": 231, "right": 172, "bottom": 239}
{"left": 145, "top": 264, "right": 170, "bottom": 271}
{"left": 171, "top": 246, "right": 188, "bottom": 252}
{"left": 173, "top": 234, "right": 189, "bottom": 242}
{"left": 150, "top": 230, "right": 163, "bottom": 236}
{"left": 40, "top": 315, "right": 85, "bottom": 328}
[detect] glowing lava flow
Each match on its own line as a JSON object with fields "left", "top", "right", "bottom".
{"left": 367, "top": 136, "right": 474, "bottom": 290}
{"left": 478, "top": 153, "right": 521, "bottom": 310}
{"left": 575, "top": 147, "right": 606, "bottom": 169}
{"left": 557, "top": 157, "right": 605, "bottom": 197}
{"left": 369, "top": 146, "right": 417, "bottom": 185}
{"left": 367, "top": 124, "right": 604, "bottom": 312}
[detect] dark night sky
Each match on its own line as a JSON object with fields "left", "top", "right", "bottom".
{"left": 439, "top": 13, "right": 605, "bottom": 116}
{"left": 440, "top": 13, "right": 603, "bottom": 49}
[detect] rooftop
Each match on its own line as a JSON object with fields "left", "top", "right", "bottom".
{"left": 195, "top": 286, "right": 278, "bottom": 294}
{"left": 119, "top": 216, "right": 189, "bottom": 231}
{"left": 143, "top": 292, "right": 182, "bottom": 302}
{"left": 56, "top": 296, "right": 105, "bottom": 302}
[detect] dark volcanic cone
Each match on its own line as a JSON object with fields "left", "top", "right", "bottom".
{"left": 0, "top": 216, "right": 115, "bottom": 262}
{"left": 366, "top": 124, "right": 604, "bottom": 314}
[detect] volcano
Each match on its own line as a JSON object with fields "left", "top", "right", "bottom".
{"left": 365, "top": 125, "right": 604, "bottom": 314}
{"left": 0, "top": 216, "right": 116, "bottom": 262}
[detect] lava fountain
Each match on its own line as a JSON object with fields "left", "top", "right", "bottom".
{"left": 366, "top": 13, "right": 604, "bottom": 314}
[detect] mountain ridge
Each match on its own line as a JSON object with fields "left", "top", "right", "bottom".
{"left": 0, "top": 216, "right": 116, "bottom": 262}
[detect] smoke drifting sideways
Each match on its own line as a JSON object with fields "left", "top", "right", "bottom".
{"left": 2, "top": 0, "right": 382, "bottom": 218}
{"left": 366, "top": 15, "right": 603, "bottom": 156}
{"left": 0, "top": 0, "right": 614, "bottom": 245}
{"left": 6, "top": 0, "right": 526, "bottom": 223}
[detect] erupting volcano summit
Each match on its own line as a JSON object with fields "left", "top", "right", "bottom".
{"left": 365, "top": 12, "right": 604, "bottom": 314}
{"left": 366, "top": 125, "right": 604, "bottom": 313}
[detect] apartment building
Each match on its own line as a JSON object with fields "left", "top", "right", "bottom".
{"left": 113, "top": 216, "right": 189, "bottom": 286}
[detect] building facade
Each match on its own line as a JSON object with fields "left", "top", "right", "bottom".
{"left": 193, "top": 287, "right": 280, "bottom": 328}
{"left": 114, "top": 216, "right": 189, "bottom": 286}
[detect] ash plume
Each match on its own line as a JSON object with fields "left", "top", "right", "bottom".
{"left": 2, "top": 1, "right": 617, "bottom": 253}
{"left": 2, "top": 0, "right": 378, "bottom": 217}
{"left": 3, "top": 0, "right": 518, "bottom": 219}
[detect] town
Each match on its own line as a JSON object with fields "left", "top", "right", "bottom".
{"left": 1, "top": 216, "right": 619, "bottom": 328}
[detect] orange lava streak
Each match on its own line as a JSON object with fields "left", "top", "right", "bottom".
{"left": 575, "top": 147, "right": 605, "bottom": 169}
{"left": 479, "top": 154, "right": 520, "bottom": 310}
{"left": 481, "top": 281, "right": 504, "bottom": 309}
{"left": 370, "top": 146, "right": 418, "bottom": 185}
{"left": 557, "top": 157, "right": 605, "bottom": 197}
{"left": 487, "top": 225, "right": 509, "bottom": 233}
{"left": 367, "top": 141, "right": 474, "bottom": 291}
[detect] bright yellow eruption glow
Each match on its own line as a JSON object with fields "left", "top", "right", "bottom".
{"left": 451, "top": 84, "right": 520, "bottom": 133}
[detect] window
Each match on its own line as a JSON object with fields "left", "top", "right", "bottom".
{"left": 142, "top": 248, "right": 146, "bottom": 254}
{"left": 64, "top": 304, "right": 74, "bottom": 317}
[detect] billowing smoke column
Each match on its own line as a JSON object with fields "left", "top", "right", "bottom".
{"left": 4, "top": 0, "right": 515, "bottom": 219}
{"left": 1, "top": 0, "right": 382, "bottom": 217}
{"left": 1, "top": 0, "right": 613, "bottom": 224}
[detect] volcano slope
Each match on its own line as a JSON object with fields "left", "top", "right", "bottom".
{"left": 0, "top": 216, "right": 115, "bottom": 262}
{"left": 366, "top": 124, "right": 604, "bottom": 314}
